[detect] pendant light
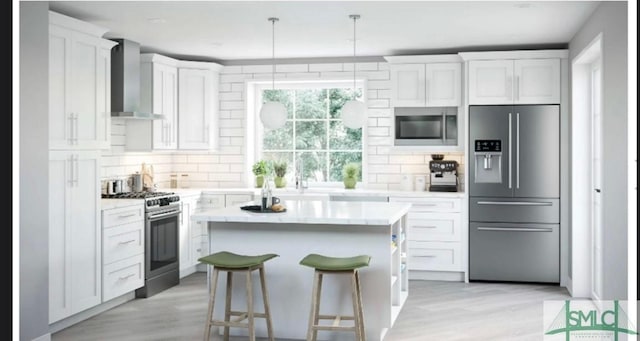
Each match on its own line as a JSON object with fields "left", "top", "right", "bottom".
{"left": 342, "top": 14, "right": 366, "bottom": 129}
{"left": 259, "top": 17, "right": 287, "bottom": 130}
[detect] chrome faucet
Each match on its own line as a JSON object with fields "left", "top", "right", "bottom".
{"left": 295, "top": 158, "right": 308, "bottom": 193}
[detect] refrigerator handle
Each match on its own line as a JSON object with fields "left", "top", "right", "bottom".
{"left": 508, "top": 113, "right": 512, "bottom": 189}
{"left": 516, "top": 112, "right": 520, "bottom": 189}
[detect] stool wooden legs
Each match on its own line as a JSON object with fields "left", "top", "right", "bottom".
{"left": 259, "top": 266, "right": 275, "bottom": 340}
{"left": 306, "top": 270, "right": 365, "bottom": 341}
{"left": 204, "top": 268, "right": 220, "bottom": 341}
{"left": 203, "top": 265, "right": 274, "bottom": 341}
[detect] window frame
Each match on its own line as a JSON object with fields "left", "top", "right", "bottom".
{"left": 248, "top": 79, "right": 368, "bottom": 188}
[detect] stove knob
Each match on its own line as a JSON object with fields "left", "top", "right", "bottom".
{"left": 146, "top": 200, "right": 153, "bottom": 207}
{"left": 441, "top": 164, "right": 445, "bottom": 169}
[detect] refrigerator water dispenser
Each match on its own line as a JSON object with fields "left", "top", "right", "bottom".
{"left": 473, "top": 140, "right": 502, "bottom": 183}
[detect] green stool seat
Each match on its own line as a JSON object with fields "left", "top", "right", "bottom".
{"left": 199, "top": 251, "right": 278, "bottom": 269}
{"left": 200, "top": 251, "right": 278, "bottom": 341}
{"left": 299, "top": 253, "right": 371, "bottom": 271}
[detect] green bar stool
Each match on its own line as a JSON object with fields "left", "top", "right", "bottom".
{"left": 299, "top": 253, "right": 371, "bottom": 341}
{"left": 199, "top": 251, "right": 279, "bottom": 341}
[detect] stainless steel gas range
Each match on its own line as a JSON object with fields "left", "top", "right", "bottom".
{"left": 102, "top": 191, "right": 181, "bottom": 297}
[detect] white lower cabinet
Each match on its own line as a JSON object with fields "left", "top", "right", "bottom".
{"left": 101, "top": 203, "right": 145, "bottom": 302}
{"left": 49, "top": 150, "right": 102, "bottom": 323}
{"left": 179, "top": 192, "right": 254, "bottom": 277}
{"left": 390, "top": 196, "right": 464, "bottom": 278}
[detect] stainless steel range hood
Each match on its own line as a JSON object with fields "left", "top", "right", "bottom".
{"left": 110, "top": 39, "right": 165, "bottom": 120}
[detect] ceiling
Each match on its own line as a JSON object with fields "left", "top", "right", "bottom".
{"left": 48, "top": 1, "right": 600, "bottom": 64}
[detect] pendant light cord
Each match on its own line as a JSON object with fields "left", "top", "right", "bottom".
{"left": 267, "top": 17, "right": 279, "bottom": 91}
{"left": 349, "top": 15, "right": 360, "bottom": 99}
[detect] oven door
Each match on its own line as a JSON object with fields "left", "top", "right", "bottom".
{"left": 145, "top": 206, "right": 181, "bottom": 279}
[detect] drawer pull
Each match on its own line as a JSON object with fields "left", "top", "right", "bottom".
{"left": 413, "top": 255, "right": 437, "bottom": 258}
{"left": 476, "top": 201, "right": 553, "bottom": 206}
{"left": 416, "top": 204, "right": 437, "bottom": 207}
{"left": 477, "top": 227, "right": 553, "bottom": 232}
{"left": 118, "top": 239, "right": 137, "bottom": 244}
{"left": 117, "top": 213, "right": 138, "bottom": 218}
{"left": 413, "top": 225, "right": 437, "bottom": 229}
{"left": 118, "top": 273, "right": 136, "bottom": 280}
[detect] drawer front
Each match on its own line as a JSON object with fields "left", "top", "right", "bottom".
{"left": 191, "top": 220, "right": 208, "bottom": 237}
{"left": 407, "top": 213, "right": 461, "bottom": 242}
{"left": 191, "top": 236, "right": 209, "bottom": 263}
{"left": 470, "top": 197, "right": 559, "bottom": 224}
{"left": 102, "top": 205, "right": 144, "bottom": 228}
{"left": 390, "top": 197, "right": 461, "bottom": 212}
{"left": 407, "top": 241, "right": 462, "bottom": 271}
{"left": 103, "top": 254, "right": 144, "bottom": 301}
{"left": 199, "top": 194, "right": 225, "bottom": 209}
{"left": 225, "top": 194, "right": 253, "bottom": 207}
{"left": 103, "top": 222, "right": 144, "bottom": 264}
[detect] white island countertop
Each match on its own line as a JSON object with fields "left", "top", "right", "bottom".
{"left": 191, "top": 199, "right": 412, "bottom": 226}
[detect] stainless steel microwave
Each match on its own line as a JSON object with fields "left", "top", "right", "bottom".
{"left": 394, "top": 107, "right": 458, "bottom": 146}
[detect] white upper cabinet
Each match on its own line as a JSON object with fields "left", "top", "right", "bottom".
{"left": 468, "top": 58, "right": 560, "bottom": 105}
{"left": 390, "top": 61, "right": 461, "bottom": 107}
{"left": 178, "top": 67, "right": 218, "bottom": 150}
{"left": 49, "top": 12, "right": 117, "bottom": 150}
{"left": 127, "top": 54, "right": 179, "bottom": 151}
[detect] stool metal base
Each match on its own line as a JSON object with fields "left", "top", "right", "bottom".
{"left": 204, "top": 264, "right": 274, "bottom": 341}
{"left": 306, "top": 269, "right": 365, "bottom": 341}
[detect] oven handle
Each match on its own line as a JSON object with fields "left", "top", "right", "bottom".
{"left": 147, "top": 210, "right": 182, "bottom": 220}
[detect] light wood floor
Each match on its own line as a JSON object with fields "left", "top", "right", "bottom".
{"left": 52, "top": 272, "right": 570, "bottom": 341}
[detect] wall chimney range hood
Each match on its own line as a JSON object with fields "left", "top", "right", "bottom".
{"left": 110, "top": 38, "right": 164, "bottom": 120}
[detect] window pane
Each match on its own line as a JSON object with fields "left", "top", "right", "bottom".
{"left": 329, "top": 88, "right": 351, "bottom": 119}
{"left": 329, "top": 153, "right": 362, "bottom": 181}
{"left": 263, "top": 121, "right": 293, "bottom": 150}
{"left": 296, "top": 151, "right": 327, "bottom": 182}
{"left": 264, "top": 89, "right": 294, "bottom": 119}
{"left": 329, "top": 121, "right": 362, "bottom": 150}
{"left": 295, "top": 121, "right": 326, "bottom": 150}
{"left": 296, "top": 89, "right": 327, "bottom": 119}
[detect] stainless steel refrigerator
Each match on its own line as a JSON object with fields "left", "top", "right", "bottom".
{"left": 468, "top": 105, "right": 560, "bottom": 283}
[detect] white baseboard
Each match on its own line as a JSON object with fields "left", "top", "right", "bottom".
{"left": 49, "top": 292, "right": 135, "bottom": 334}
{"left": 32, "top": 333, "right": 51, "bottom": 341}
{"left": 409, "top": 270, "right": 465, "bottom": 281}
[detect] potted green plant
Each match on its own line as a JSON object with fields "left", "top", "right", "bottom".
{"left": 342, "top": 162, "right": 360, "bottom": 189}
{"left": 252, "top": 160, "right": 268, "bottom": 188}
{"left": 272, "top": 160, "right": 288, "bottom": 188}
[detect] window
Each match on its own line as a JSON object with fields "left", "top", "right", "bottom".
{"left": 254, "top": 81, "right": 365, "bottom": 185}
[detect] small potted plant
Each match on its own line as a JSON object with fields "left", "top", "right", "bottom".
{"left": 252, "top": 160, "right": 268, "bottom": 188}
{"left": 342, "top": 162, "right": 360, "bottom": 189}
{"left": 272, "top": 160, "right": 288, "bottom": 188}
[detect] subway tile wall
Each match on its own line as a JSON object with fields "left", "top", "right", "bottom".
{"left": 101, "top": 61, "right": 465, "bottom": 191}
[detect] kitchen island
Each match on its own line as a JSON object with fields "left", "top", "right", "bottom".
{"left": 191, "top": 200, "right": 411, "bottom": 341}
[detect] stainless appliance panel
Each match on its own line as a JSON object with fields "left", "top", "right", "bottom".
{"left": 469, "top": 197, "right": 559, "bottom": 224}
{"left": 513, "top": 105, "right": 560, "bottom": 198}
{"left": 468, "top": 105, "right": 512, "bottom": 197}
{"left": 469, "top": 222, "right": 559, "bottom": 283}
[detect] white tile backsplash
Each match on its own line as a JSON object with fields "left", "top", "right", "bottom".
{"left": 102, "top": 60, "right": 465, "bottom": 191}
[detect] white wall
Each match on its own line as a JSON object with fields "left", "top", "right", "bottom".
{"left": 20, "top": 2, "right": 51, "bottom": 340}
{"left": 569, "top": 1, "right": 628, "bottom": 300}
{"left": 102, "top": 61, "right": 464, "bottom": 191}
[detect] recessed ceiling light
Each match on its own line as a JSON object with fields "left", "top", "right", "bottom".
{"left": 514, "top": 3, "right": 533, "bottom": 9}
{"left": 147, "top": 18, "right": 166, "bottom": 24}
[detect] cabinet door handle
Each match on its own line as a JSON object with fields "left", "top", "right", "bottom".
{"left": 68, "top": 113, "right": 74, "bottom": 144}
{"left": 118, "top": 213, "right": 138, "bottom": 218}
{"left": 516, "top": 75, "right": 520, "bottom": 101}
{"left": 68, "top": 156, "right": 74, "bottom": 186}
{"left": 73, "top": 113, "right": 79, "bottom": 145}
{"left": 118, "top": 239, "right": 137, "bottom": 244}
{"left": 414, "top": 255, "right": 437, "bottom": 258}
{"left": 413, "top": 225, "right": 437, "bottom": 229}
{"left": 507, "top": 77, "right": 513, "bottom": 101}
{"left": 118, "top": 273, "right": 136, "bottom": 280}
{"left": 425, "top": 78, "right": 430, "bottom": 104}
{"left": 73, "top": 154, "right": 79, "bottom": 186}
